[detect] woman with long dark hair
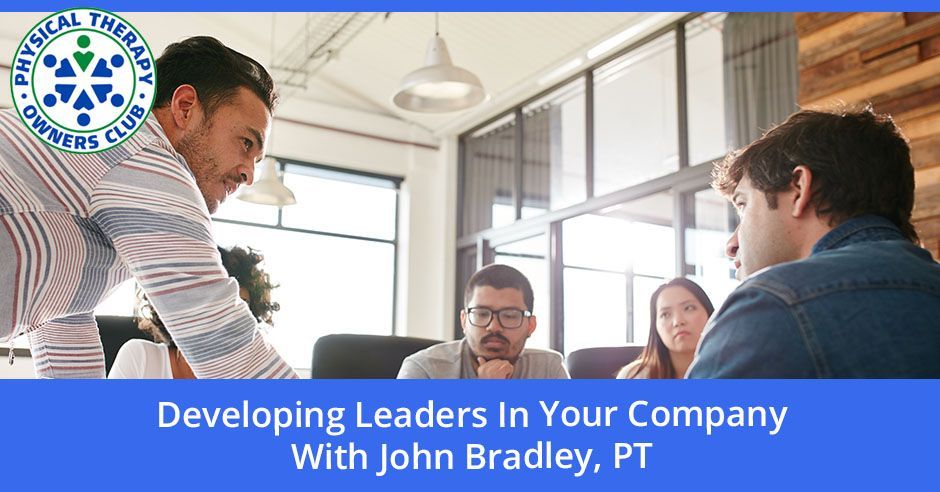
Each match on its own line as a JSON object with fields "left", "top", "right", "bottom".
{"left": 617, "top": 278, "right": 714, "bottom": 379}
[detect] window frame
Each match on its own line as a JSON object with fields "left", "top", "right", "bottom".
{"left": 212, "top": 157, "right": 403, "bottom": 345}
{"left": 456, "top": 13, "right": 737, "bottom": 353}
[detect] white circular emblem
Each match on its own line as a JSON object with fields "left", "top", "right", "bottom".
{"left": 10, "top": 8, "right": 156, "bottom": 153}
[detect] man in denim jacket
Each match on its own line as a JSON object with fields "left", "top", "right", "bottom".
{"left": 688, "top": 107, "right": 940, "bottom": 378}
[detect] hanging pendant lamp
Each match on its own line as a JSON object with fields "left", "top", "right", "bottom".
{"left": 236, "top": 16, "right": 297, "bottom": 208}
{"left": 393, "top": 13, "right": 486, "bottom": 113}
{"left": 236, "top": 157, "right": 297, "bottom": 206}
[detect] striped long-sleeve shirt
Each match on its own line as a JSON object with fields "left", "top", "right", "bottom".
{"left": 0, "top": 109, "right": 297, "bottom": 378}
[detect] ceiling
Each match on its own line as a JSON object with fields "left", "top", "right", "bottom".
{"left": 0, "top": 12, "right": 682, "bottom": 137}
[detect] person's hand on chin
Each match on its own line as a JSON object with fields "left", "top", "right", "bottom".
{"left": 476, "top": 357, "right": 514, "bottom": 379}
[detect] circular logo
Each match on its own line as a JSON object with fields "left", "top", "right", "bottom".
{"left": 9, "top": 8, "right": 156, "bottom": 154}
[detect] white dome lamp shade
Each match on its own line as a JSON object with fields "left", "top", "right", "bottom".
{"left": 393, "top": 17, "right": 486, "bottom": 113}
{"left": 236, "top": 157, "right": 297, "bottom": 206}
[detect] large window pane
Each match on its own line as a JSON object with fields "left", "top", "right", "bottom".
{"left": 563, "top": 191, "right": 675, "bottom": 275}
{"left": 562, "top": 191, "right": 675, "bottom": 353}
{"left": 461, "top": 114, "right": 517, "bottom": 235}
{"left": 280, "top": 164, "right": 398, "bottom": 240}
{"left": 632, "top": 275, "right": 666, "bottom": 346}
{"left": 493, "top": 233, "right": 550, "bottom": 350}
{"left": 685, "top": 188, "right": 738, "bottom": 310}
{"left": 593, "top": 33, "right": 678, "bottom": 196}
{"left": 214, "top": 190, "right": 279, "bottom": 225}
{"left": 687, "top": 12, "right": 730, "bottom": 165}
{"left": 522, "top": 79, "right": 586, "bottom": 214}
{"left": 213, "top": 222, "right": 395, "bottom": 371}
{"left": 631, "top": 220, "right": 675, "bottom": 278}
{"left": 563, "top": 212, "right": 631, "bottom": 272}
{"left": 563, "top": 268, "right": 627, "bottom": 355}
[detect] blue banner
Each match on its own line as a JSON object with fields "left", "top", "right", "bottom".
{"left": 3, "top": 380, "right": 937, "bottom": 490}
{"left": 1, "top": 1, "right": 938, "bottom": 12}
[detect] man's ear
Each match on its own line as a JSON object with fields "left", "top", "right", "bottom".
{"left": 460, "top": 309, "right": 468, "bottom": 336}
{"left": 169, "top": 84, "right": 200, "bottom": 130}
{"left": 526, "top": 315, "right": 537, "bottom": 338}
{"left": 790, "top": 165, "right": 815, "bottom": 218}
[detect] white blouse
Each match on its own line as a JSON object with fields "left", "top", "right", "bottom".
{"left": 108, "top": 339, "right": 173, "bottom": 379}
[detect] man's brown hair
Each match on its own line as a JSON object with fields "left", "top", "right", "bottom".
{"left": 712, "top": 106, "right": 918, "bottom": 242}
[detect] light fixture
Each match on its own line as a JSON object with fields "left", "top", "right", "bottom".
{"left": 237, "top": 157, "right": 297, "bottom": 206}
{"left": 237, "top": 21, "right": 297, "bottom": 208}
{"left": 393, "top": 13, "right": 486, "bottom": 113}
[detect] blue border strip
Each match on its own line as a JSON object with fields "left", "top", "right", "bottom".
{"left": 3, "top": 2, "right": 939, "bottom": 12}
{"left": 1, "top": 379, "right": 938, "bottom": 490}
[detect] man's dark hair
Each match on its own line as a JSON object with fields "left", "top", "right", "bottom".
{"left": 712, "top": 106, "right": 918, "bottom": 242}
{"left": 154, "top": 36, "right": 278, "bottom": 117}
{"left": 464, "top": 264, "right": 534, "bottom": 312}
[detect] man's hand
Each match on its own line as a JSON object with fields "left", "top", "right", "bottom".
{"left": 476, "top": 357, "right": 514, "bottom": 379}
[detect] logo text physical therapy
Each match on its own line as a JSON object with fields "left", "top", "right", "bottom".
{"left": 10, "top": 8, "right": 156, "bottom": 153}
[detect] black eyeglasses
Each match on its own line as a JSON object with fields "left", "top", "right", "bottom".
{"left": 465, "top": 307, "right": 531, "bottom": 329}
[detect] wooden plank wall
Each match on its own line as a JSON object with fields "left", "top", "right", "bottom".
{"left": 796, "top": 12, "right": 940, "bottom": 257}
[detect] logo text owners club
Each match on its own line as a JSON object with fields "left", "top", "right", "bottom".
{"left": 10, "top": 8, "right": 156, "bottom": 154}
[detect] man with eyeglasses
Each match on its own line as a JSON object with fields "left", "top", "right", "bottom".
{"left": 398, "top": 264, "right": 569, "bottom": 379}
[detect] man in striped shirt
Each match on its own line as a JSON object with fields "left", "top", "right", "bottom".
{"left": 0, "top": 37, "right": 297, "bottom": 378}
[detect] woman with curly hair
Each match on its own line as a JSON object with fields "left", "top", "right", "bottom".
{"left": 109, "top": 246, "right": 279, "bottom": 378}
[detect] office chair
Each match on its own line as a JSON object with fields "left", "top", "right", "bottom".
{"left": 96, "top": 315, "right": 152, "bottom": 374}
{"left": 310, "top": 333, "right": 442, "bottom": 378}
{"left": 566, "top": 345, "right": 645, "bottom": 379}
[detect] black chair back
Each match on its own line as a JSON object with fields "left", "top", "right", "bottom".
{"left": 311, "top": 334, "right": 441, "bottom": 379}
{"left": 96, "top": 315, "right": 151, "bottom": 374}
{"left": 567, "top": 345, "right": 645, "bottom": 379}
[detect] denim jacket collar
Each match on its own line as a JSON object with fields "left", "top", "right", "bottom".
{"left": 811, "top": 215, "right": 904, "bottom": 255}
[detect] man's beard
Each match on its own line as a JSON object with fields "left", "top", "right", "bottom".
{"left": 476, "top": 333, "right": 521, "bottom": 363}
{"left": 176, "top": 123, "right": 221, "bottom": 214}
